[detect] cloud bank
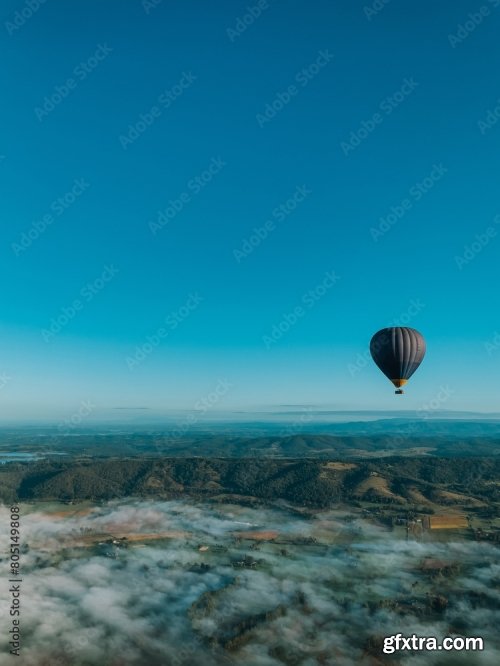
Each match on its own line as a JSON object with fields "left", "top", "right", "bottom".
{"left": 0, "top": 500, "right": 498, "bottom": 665}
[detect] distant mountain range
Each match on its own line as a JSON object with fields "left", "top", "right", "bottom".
{"left": 1, "top": 418, "right": 500, "bottom": 459}
{"left": 2, "top": 409, "right": 500, "bottom": 429}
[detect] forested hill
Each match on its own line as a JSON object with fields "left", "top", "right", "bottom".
{"left": 1, "top": 457, "right": 499, "bottom": 509}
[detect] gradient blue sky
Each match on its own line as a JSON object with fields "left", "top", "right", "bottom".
{"left": 1, "top": 0, "right": 500, "bottom": 419}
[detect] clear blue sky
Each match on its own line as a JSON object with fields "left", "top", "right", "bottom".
{"left": 1, "top": 0, "right": 500, "bottom": 419}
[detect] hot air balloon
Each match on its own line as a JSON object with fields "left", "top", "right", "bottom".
{"left": 370, "top": 327, "right": 426, "bottom": 394}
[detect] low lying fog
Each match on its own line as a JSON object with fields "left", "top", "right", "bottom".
{"left": 0, "top": 500, "right": 498, "bottom": 665}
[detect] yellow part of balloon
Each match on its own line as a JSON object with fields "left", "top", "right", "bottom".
{"left": 391, "top": 379, "right": 408, "bottom": 388}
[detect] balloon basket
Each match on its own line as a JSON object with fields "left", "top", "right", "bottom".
{"left": 395, "top": 389, "right": 404, "bottom": 395}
